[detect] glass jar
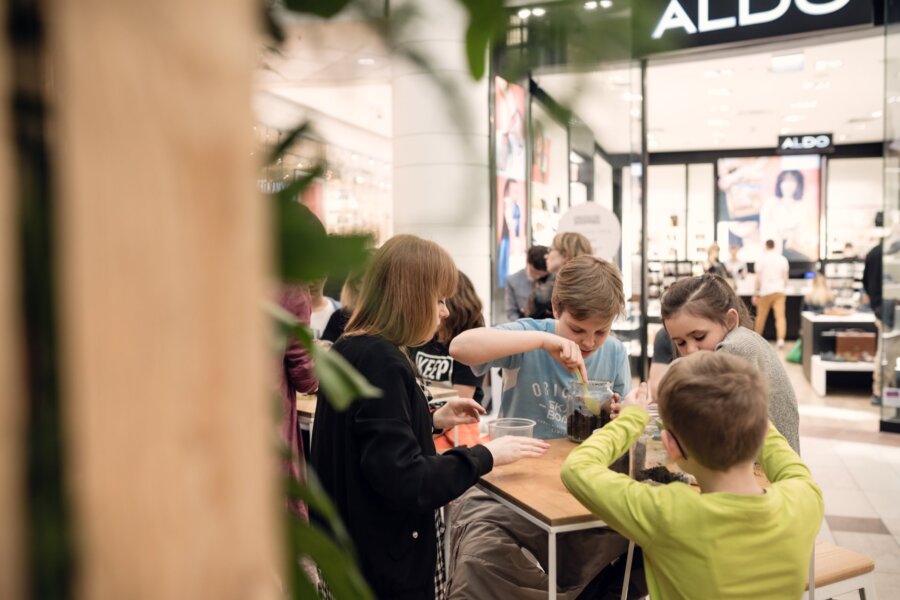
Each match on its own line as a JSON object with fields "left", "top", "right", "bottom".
{"left": 629, "top": 406, "right": 684, "bottom": 484}
{"left": 565, "top": 380, "right": 613, "bottom": 443}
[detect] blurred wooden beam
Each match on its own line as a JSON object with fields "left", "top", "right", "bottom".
{"left": 0, "top": 0, "right": 25, "bottom": 595}
{"left": 48, "top": 1, "right": 281, "bottom": 598}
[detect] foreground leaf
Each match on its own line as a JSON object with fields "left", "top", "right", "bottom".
{"left": 266, "top": 303, "right": 382, "bottom": 409}
{"left": 283, "top": 0, "right": 353, "bottom": 18}
{"left": 458, "top": 0, "right": 507, "bottom": 80}
{"left": 275, "top": 187, "right": 372, "bottom": 283}
{"left": 292, "top": 520, "right": 374, "bottom": 600}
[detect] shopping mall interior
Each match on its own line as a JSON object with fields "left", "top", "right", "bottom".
{"left": 252, "top": 1, "right": 900, "bottom": 596}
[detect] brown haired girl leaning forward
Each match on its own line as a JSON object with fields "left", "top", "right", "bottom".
{"left": 310, "top": 234, "right": 548, "bottom": 600}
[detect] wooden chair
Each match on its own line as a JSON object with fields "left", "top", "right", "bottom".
{"left": 804, "top": 542, "right": 876, "bottom": 600}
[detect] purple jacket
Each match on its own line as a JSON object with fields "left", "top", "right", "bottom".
{"left": 279, "top": 285, "right": 318, "bottom": 520}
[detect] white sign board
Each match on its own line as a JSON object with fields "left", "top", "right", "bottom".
{"left": 557, "top": 203, "right": 622, "bottom": 262}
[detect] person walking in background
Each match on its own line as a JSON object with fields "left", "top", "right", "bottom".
{"left": 863, "top": 212, "right": 884, "bottom": 405}
{"left": 705, "top": 242, "right": 728, "bottom": 278}
{"left": 504, "top": 245, "right": 550, "bottom": 322}
{"left": 803, "top": 273, "right": 834, "bottom": 314}
{"left": 753, "top": 239, "right": 790, "bottom": 348}
{"left": 321, "top": 266, "right": 366, "bottom": 343}
{"left": 724, "top": 244, "right": 747, "bottom": 281}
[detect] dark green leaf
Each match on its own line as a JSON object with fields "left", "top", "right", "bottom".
{"left": 292, "top": 521, "right": 374, "bottom": 600}
{"left": 265, "top": 303, "right": 382, "bottom": 409}
{"left": 287, "top": 470, "right": 355, "bottom": 553}
{"left": 307, "top": 342, "right": 382, "bottom": 409}
{"left": 268, "top": 121, "right": 312, "bottom": 164}
{"left": 282, "top": 0, "right": 354, "bottom": 18}
{"left": 458, "top": 0, "right": 507, "bottom": 80}
{"left": 275, "top": 181, "right": 372, "bottom": 283}
{"left": 262, "top": 2, "right": 285, "bottom": 45}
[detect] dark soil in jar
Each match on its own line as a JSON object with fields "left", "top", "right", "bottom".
{"left": 566, "top": 404, "right": 611, "bottom": 443}
{"left": 635, "top": 465, "right": 687, "bottom": 485}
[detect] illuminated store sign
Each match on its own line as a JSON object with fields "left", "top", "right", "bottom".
{"left": 635, "top": 0, "right": 873, "bottom": 56}
{"left": 777, "top": 133, "right": 834, "bottom": 154}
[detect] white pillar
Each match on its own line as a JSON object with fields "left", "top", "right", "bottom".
{"left": 391, "top": 0, "right": 492, "bottom": 318}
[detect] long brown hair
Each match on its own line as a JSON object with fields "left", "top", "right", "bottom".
{"left": 437, "top": 271, "right": 484, "bottom": 344}
{"left": 660, "top": 273, "right": 752, "bottom": 329}
{"left": 346, "top": 235, "right": 458, "bottom": 347}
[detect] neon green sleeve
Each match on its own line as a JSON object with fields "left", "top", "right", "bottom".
{"left": 561, "top": 406, "right": 666, "bottom": 548}
{"left": 759, "top": 422, "right": 823, "bottom": 510}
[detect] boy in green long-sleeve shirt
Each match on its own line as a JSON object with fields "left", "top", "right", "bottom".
{"left": 561, "top": 352, "right": 823, "bottom": 600}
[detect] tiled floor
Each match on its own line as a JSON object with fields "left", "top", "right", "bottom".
{"left": 780, "top": 349, "right": 900, "bottom": 599}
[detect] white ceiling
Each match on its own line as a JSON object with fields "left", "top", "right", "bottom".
{"left": 258, "top": 21, "right": 886, "bottom": 155}
{"left": 256, "top": 20, "right": 392, "bottom": 138}
{"left": 536, "top": 32, "right": 885, "bottom": 154}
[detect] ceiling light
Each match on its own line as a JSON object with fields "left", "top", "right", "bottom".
{"left": 600, "top": 0, "right": 613, "bottom": 7}
{"left": 584, "top": 1, "right": 598, "bottom": 8}
{"left": 802, "top": 81, "right": 831, "bottom": 91}
{"left": 770, "top": 52, "right": 805, "bottom": 73}
{"left": 783, "top": 114, "right": 806, "bottom": 123}
{"left": 707, "top": 118, "right": 730, "bottom": 127}
{"left": 707, "top": 88, "right": 731, "bottom": 97}
{"left": 569, "top": 151, "right": 584, "bottom": 164}
{"left": 789, "top": 100, "right": 818, "bottom": 110}
{"left": 872, "top": 111, "right": 884, "bottom": 118}
{"left": 517, "top": 8, "right": 531, "bottom": 18}
{"left": 357, "top": 57, "right": 376, "bottom": 66}
{"left": 532, "top": 7, "right": 546, "bottom": 16}
{"left": 838, "top": 134, "right": 848, "bottom": 141}
{"left": 815, "top": 59, "right": 843, "bottom": 71}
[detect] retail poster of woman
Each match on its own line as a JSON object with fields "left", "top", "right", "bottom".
{"left": 495, "top": 77, "right": 527, "bottom": 288}
{"left": 496, "top": 177, "right": 527, "bottom": 288}
{"left": 717, "top": 155, "right": 821, "bottom": 263}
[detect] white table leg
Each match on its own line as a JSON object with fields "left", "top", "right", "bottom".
{"left": 549, "top": 531, "right": 557, "bottom": 600}
{"left": 620, "top": 540, "right": 635, "bottom": 600}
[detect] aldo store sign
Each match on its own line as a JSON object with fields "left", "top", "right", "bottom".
{"left": 777, "top": 133, "right": 834, "bottom": 154}
{"left": 634, "top": 0, "right": 874, "bottom": 56}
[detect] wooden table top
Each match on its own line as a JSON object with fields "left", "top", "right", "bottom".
{"left": 478, "top": 438, "right": 599, "bottom": 527}
{"left": 479, "top": 438, "right": 771, "bottom": 528}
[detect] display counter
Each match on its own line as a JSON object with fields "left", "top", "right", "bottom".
{"left": 800, "top": 311, "right": 877, "bottom": 396}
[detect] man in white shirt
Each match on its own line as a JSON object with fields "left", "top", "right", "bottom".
{"left": 753, "top": 239, "right": 790, "bottom": 348}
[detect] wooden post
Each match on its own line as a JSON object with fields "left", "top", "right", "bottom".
{"left": 0, "top": 0, "right": 24, "bottom": 594}
{"left": 48, "top": 1, "right": 281, "bottom": 598}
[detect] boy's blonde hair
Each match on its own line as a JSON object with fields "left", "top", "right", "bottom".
{"left": 552, "top": 255, "right": 624, "bottom": 321}
{"left": 657, "top": 352, "right": 769, "bottom": 471}
{"left": 346, "top": 235, "right": 457, "bottom": 347}
{"left": 552, "top": 232, "right": 592, "bottom": 260}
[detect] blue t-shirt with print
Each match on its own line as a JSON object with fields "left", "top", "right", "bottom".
{"left": 471, "top": 318, "right": 632, "bottom": 439}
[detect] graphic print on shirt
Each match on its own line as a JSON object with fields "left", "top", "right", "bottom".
{"left": 531, "top": 379, "right": 571, "bottom": 428}
{"left": 415, "top": 351, "right": 454, "bottom": 383}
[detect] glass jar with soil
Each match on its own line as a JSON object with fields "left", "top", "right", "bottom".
{"left": 565, "top": 380, "right": 613, "bottom": 443}
{"left": 629, "top": 406, "right": 691, "bottom": 485}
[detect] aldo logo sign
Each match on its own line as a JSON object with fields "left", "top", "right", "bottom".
{"left": 634, "top": 0, "right": 873, "bottom": 56}
{"left": 777, "top": 133, "right": 834, "bottom": 154}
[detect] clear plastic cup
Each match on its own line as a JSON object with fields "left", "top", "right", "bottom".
{"left": 488, "top": 418, "right": 536, "bottom": 439}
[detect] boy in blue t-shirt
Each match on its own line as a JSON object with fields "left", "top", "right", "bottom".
{"left": 451, "top": 255, "right": 631, "bottom": 439}
{"left": 447, "top": 255, "right": 638, "bottom": 598}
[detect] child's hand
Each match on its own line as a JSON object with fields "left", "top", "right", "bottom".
{"left": 432, "top": 398, "right": 486, "bottom": 430}
{"left": 621, "top": 382, "right": 651, "bottom": 411}
{"left": 541, "top": 333, "right": 587, "bottom": 382}
{"left": 483, "top": 436, "right": 550, "bottom": 466}
{"left": 608, "top": 392, "right": 622, "bottom": 420}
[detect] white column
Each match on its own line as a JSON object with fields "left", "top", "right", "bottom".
{"left": 391, "top": 0, "right": 492, "bottom": 317}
